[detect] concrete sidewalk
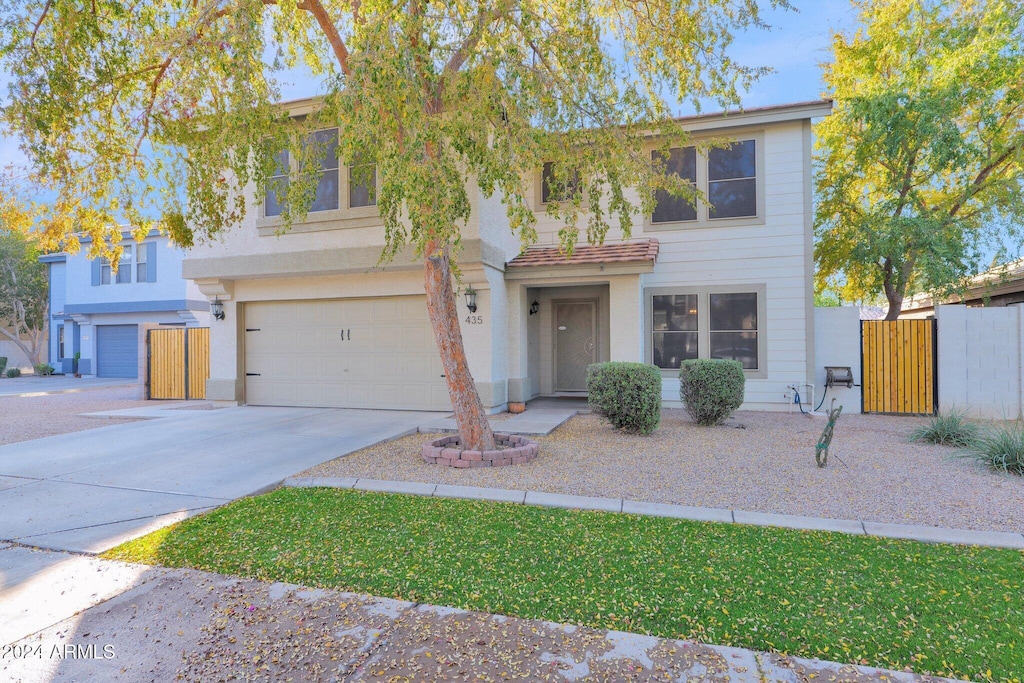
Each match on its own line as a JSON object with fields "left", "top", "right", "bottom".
{"left": 2, "top": 562, "right": 959, "bottom": 682}
{"left": 0, "top": 376, "right": 136, "bottom": 398}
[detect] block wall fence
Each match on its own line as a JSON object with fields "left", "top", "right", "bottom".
{"left": 814, "top": 305, "right": 1024, "bottom": 420}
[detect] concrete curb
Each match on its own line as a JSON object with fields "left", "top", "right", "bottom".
{"left": 281, "top": 477, "right": 1024, "bottom": 550}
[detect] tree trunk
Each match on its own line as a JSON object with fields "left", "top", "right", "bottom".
{"left": 423, "top": 244, "right": 496, "bottom": 451}
{"left": 883, "top": 280, "right": 904, "bottom": 321}
{"left": 0, "top": 329, "right": 40, "bottom": 367}
{"left": 882, "top": 258, "right": 912, "bottom": 321}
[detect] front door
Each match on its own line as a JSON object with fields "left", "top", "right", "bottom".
{"left": 554, "top": 301, "right": 597, "bottom": 392}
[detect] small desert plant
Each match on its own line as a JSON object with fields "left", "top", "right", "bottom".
{"left": 679, "top": 359, "right": 745, "bottom": 426}
{"left": 959, "top": 420, "right": 1024, "bottom": 476}
{"left": 34, "top": 363, "right": 55, "bottom": 376}
{"left": 587, "top": 362, "right": 662, "bottom": 435}
{"left": 910, "top": 408, "right": 979, "bottom": 448}
{"left": 6, "top": 367, "right": 21, "bottom": 378}
{"left": 0, "top": 357, "right": 6, "bottom": 375}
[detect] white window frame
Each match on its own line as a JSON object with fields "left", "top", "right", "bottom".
{"left": 57, "top": 324, "right": 65, "bottom": 360}
{"left": 257, "top": 128, "right": 379, "bottom": 234}
{"left": 646, "top": 131, "right": 765, "bottom": 231}
{"left": 115, "top": 244, "right": 133, "bottom": 284}
{"left": 645, "top": 284, "right": 767, "bottom": 379}
{"left": 136, "top": 242, "right": 148, "bottom": 282}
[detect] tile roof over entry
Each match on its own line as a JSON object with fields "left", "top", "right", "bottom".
{"left": 507, "top": 239, "right": 659, "bottom": 268}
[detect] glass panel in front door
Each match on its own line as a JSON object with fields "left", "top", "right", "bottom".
{"left": 555, "top": 301, "right": 597, "bottom": 392}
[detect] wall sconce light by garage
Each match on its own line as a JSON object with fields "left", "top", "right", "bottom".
{"left": 464, "top": 286, "right": 478, "bottom": 314}
{"left": 529, "top": 300, "right": 540, "bottom": 316}
{"left": 211, "top": 297, "right": 226, "bottom": 321}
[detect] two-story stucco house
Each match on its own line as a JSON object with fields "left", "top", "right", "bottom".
{"left": 42, "top": 231, "right": 211, "bottom": 378}
{"left": 183, "top": 99, "right": 831, "bottom": 412}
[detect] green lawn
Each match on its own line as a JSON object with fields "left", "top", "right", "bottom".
{"left": 106, "top": 487, "right": 1024, "bottom": 682}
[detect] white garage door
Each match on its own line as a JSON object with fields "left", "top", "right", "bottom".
{"left": 244, "top": 297, "right": 451, "bottom": 411}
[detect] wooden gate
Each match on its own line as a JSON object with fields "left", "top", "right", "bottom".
{"left": 148, "top": 327, "right": 210, "bottom": 400}
{"left": 861, "top": 320, "right": 936, "bottom": 415}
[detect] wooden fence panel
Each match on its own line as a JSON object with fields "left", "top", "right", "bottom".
{"left": 187, "top": 328, "right": 210, "bottom": 400}
{"left": 861, "top": 320, "right": 936, "bottom": 415}
{"left": 148, "top": 327, "right": 210, "bottom": 400}
{"left": 149, "top": 329, "right": 186, "bottom": 400}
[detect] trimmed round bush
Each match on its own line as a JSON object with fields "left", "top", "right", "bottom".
{"left": 6, "top": 367, "right": 21, "bottom": 378}
{"left": 679, "top": 359, "right": 745, "bottom": 426}
{"left": 587, "top": 362, "right": 662, "bottom": 435}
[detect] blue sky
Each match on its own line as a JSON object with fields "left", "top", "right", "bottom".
{"left": 0, "top": 0, "right": 858, "bottom": 171}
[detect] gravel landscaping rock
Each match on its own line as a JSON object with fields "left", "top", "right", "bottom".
{"left": 0, "top": 386, "right": 151, "bottom": 445}
{"left": 300, "top": 409, "right": 1024, "bottom": 534}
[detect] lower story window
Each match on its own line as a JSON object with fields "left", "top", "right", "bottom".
{"left": 648, "top": 286, "right": 764, "bottom": 372}
{"left": 57, "top": 325, "right": 65, "bottom": 360}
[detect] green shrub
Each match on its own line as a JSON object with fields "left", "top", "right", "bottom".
{"left": 0, "top": 357, "right": 6, "bottom": 375}
{"left": 34, "top": 363, "right": 55, "bottom": 376}
{"left": 6, "top": 367, "right": 21, "bottom": 378}
{"left": 959, "top": 420, "right": 1024, "bottom": 476}
{"left": 586, "top": 362, "right": 662, "bottom": 435}
{"left": 910, "top": 408, "right": 979, "bottom": 447}
{"left": 679, "top": 359, "right": 745, "bottom": 426}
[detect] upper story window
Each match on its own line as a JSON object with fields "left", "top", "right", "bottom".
{"left": 652, "top": 147, "right": 697, "bottom": 223}
{"left": 348, "top": 159, "right": 376, "bottom": 208}
{"left": 94, "top": 242, "right": 155, "bottom": 286}
{"left": 650, "top": 137, "right": 761, "bottom": 228}
{"left": 264, "top": 128, "right": 376, "bottom": 217}
{"left": 540, "top": 161, "right": 582, "bottom": 204}
{"left": 708, "top": 140, "right": 756, "bottom": 219}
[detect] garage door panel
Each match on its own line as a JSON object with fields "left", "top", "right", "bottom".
{"left": 245, "top": 297, "right": 450, "bottom": 410}
{"left": 96, "top": 324, "right": 139, "bottom": 379}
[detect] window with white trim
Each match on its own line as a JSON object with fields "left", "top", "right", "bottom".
{"left": 648, "top": 286, "right": 764, "bottom": 373}
{"left": 136, "top": 243, "right": 148, "bottom": 282}
{"left": 650, "top": 137, "right": 761, "bottom": 227}
{"left": 98, "top": 243, "right": 152, "bottom": 285}
{"left": 57, "top": 325, "right": 65, "bottom": 360}
{"left": 115, "top": 244, "right": 132, "bottom": 284}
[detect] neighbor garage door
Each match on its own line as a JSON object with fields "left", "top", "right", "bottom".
{"left": 96, "top": 324, "right": 139, "bottom": 378}
{"left": 244, "top": 297, "right": 450, "bottom": 410}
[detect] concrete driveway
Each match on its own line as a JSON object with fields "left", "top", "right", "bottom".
{"left": 0, "top": 405, "right": 442, "bottom": 554}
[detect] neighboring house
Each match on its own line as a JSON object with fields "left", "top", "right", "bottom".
{"left": 41, "top": 231, "right": 211, "bottom": 378}
{"left": 184, "top": 99, "right": 831, "bottom": 411}
{"left": 901, "top": 258, "right": 1024, "bottom": 318}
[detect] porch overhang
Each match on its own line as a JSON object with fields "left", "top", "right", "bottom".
{"left": 505, "top": 239, "right": 658, "bottom": 281}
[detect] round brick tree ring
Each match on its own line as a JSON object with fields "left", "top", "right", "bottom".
{"left": 422, "top": 433, "right": 539, "bottom": 468}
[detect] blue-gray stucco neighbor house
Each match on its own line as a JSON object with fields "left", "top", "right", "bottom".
{"left": 41, "top": 231, "right": 211, "bottom": 378}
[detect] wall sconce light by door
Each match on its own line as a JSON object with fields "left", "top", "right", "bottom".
{"left": 211, "top": 297, "right": 226, "bottom": 321}
{"left": 529, "top": 300, "right": 540, "bottom": 315}
{"left": 464, "top": 286, "right": 478, "bottom": 313}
